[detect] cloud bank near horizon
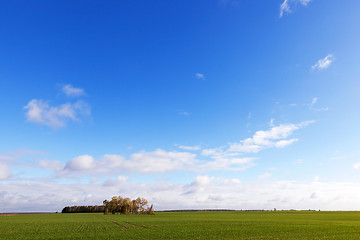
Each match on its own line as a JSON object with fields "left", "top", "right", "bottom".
{"left": 1, "top": 176, "right": 360, "bottom": 212}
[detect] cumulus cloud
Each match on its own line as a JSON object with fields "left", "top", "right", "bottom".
{"left": 59, "top": 148, "right": 256, "bottom": 175}
{"left": 0, "top": 163, "right": 12, "bottom": 180}
{"left": 62, "top": 84, "right": 85, "bottom": 97}
{"left": 65, "top": 155, "right": 95, "bottom": 171}
{"left": 280, "top": 0, "right": 312, "bottom": 18}
{"left": 60, "top": 150, "right": 198, "bottom": 175}
{"left": 183, "top": 175, "right": 215, "bottom": 195}
{"left": 24, "top": 99, "right": 90, "bottom": 129}
{"left": 312, "top": 54, "right": 335, "bottom": 70}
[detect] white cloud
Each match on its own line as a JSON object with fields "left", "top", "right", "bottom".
{"left": 2, "top": 177, "right": 360, "bottom": 212}
{"left": 258, "top": 172, "right": 272, "bottom": 179}
{"left": 353, "top": 163, "right": 360, "bottom": 170}
{"left": 312, "top": 97, "right": 318, "bottom": 105}
{"left": 192, "top": 175, "right": 214, "bottom": 186}
{"left": 127, "top": 150, "right": 197, "bottom": 173}
{"left": 0, "top": 163, "right": 12, "bottom": 180}
{"left": 312, "top": 54, "right": 335, "bottom": 70}
{"left": 62, "top": 84, "right": 85, "bottom": 97}
{"left": 310, "top": 192, "right": 317, "bottom": 199}
{"left": 200, "top": 156, "right": 255, "bottom": 172}
{"left": 227, "top": 122, "right": 311, "bottom": 153}
{"left": 61, "top": 150, "right": 198, "bottom": 174}
{"left": 183, "top": 175, "right": 215, "bottom": 195}
{"left": 199, "top": 121, "right": 312, "bottom": 171}
{"left": 58, "top": 148, "right": 256, "bottom": 175}
{"left": 269, "top": 118, "right": 275, "bottom": 127}
{"left": 299, "top": 0, "right": 312, "bottom": 5}
{"left": 274, "top": 138, "right": 298, "bottom": 148}
{"left": 24, "top": 99, "right": 90, "bottom": 129}
{"left": 309, "top": 97, "right": 329, "bottom": 112}
{"left": 65, "top": 155, "right": 95, "bottom": 171}
{"left": 0, "top": 155, "right": 15, "bottom": 164}
{"left": 280, "top": 0, "right": 290, "bottom": 17}
{"left": 293, "top": 159, "right": 304, "bottom": 165}
{"left": 38, "top": 160, "right": 64, "bottom": 171}
{"left": 178, "top": 111, "right": 189, "bottom": 116}
{"left": 280, "top": 0, "right": 312, "bottom": 18}
{"left": 102, "top": 176, "right": 128, "bottom": 187}
{"left": 195, "top": 73, "right": 205, "bottom": 80}
{"left": 33, "top": 120, "right": 312, "bottom": 176}
{"left": 201, "top": 147, "right": 256, "bottom": 168}
{"left": 176, "top": 145, "right": 201, "bottom": 151}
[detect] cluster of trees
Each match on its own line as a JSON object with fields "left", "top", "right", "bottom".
{"left": 61, "top": 196, "right": 154, "bottom": 215}
{"left": 62, "top": 205, "right": 104, "bottom": 213}
{"left": 103, "top": 196, "right": 154, "bottom": 215}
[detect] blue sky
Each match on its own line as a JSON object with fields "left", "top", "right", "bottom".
{"left": 1, "top": 0, "right": 360, "bottom": 212}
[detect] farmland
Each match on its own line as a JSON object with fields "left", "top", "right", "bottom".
{"left": 1, "top": 211, "right": 360, "bottom": 239}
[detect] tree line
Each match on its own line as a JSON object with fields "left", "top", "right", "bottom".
{"left": 62, "top": 196, "right": 154, "bottom": 215}
{"left": 103, "top": 196, "right": 154, "bottom": 215}
{"left": 62, "top": 205, "right": 104, "bottom": 213}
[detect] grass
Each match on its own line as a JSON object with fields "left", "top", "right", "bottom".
{"left": 1, "top": 211, "right": 360, "bottom": 239}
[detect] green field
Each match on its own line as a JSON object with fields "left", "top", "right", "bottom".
{"left": 1, "top": 211, "right": 360, "bottom": 239}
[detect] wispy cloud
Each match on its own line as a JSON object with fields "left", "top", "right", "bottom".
{"left": 38, "top": 160, "right": 64, "bottom": 171}
{"left": 353, "top": 162, "right": 360, "bottom": 170}
{"left": 227, "top": 121, "right": 313, "bottom": 153}
{"left": 24, "top": 99, "right": 90, "bottom": 129}
{"left": 0, "top": 163, "right": 12, "bottom": 180}
{"left": 62, "top": 84, "right": 85, "bottom": 97}
{"left": 258, "top": 172, "right": 272, "bottom": 179}
{"left": 195, "top": 73, "right": 205, "bottom": 80}
{"left": 280, "top": 0, "right": 290, "bottom": 17}
{"left": 198, "top": 121, "right": 313, "bottom": 171}
{"left": 311, "top": 54, "right": 335, "bottom": 70}
{"left": 280, "top": 0, "right": 312, "bottom": 18}
{"left": 309, "top": 97, "right": 328, "bottom": 112}
{"left": 179, "top": 111, "right": 189, "bottom": 116}
{"left": 176, "top": 145, "right": 201, "bottom": 151}
{"left": 293, "top": 159, "right": 304, "bottom": 165}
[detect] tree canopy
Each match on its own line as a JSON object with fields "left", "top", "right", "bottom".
{"left": 103, "top": 196, "right": 154, "bottom": 215}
